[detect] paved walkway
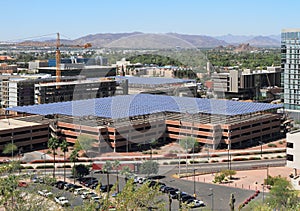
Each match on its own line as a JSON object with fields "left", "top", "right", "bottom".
{"left": 183, "top": 166, "right": 293, "bottom": 193}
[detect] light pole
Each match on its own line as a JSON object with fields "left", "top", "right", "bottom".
{"left": 41, "top": 153, "right": 46, "bottom": 177}
{"left": 193, "top": 169, "right": 197, "bottom": 198}
{"left": 259, "top": 141, "right": 263, "bottom": 157}
{"left": 126, "top": 134, "right": 129, "bottom": 153}
{"left": 227, "top": 130, "right": 232, "bottom": 170}
{"left": 209, "top": 188, "right": 214, "bottom": 211}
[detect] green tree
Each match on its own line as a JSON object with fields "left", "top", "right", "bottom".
{"left": 179, "top": 137, "right": 199, "bottom": 153}
{"left": 179, "top": 137, "right": 199, "bottom": 173}
{"left": 72, "top": 164, "right": 89, "bottom": 179}
{"left": 149, "top": 138, "right": 158, "bottom": 159}
{"left": 69, "top": 149, "right": 79, "bottom": 184}
{"left": 47, "top": 137, "right": 59, "bottom": 178}
{"left": 221, "top": 169, "right": 236, "bottom": 179}
{"left": 266, "top": 177, "right": 299, "bottom": 209}
{"left": 60, "top": 139, "right": 69, "bottom": 182}
{"left": 75, "top": 135, "right": 96, "bottom": 156}
{"left": 213, "top": 172, "right": 225, "bottom": 184}
{"left": 112, "top": 160, "right": 120, "bottom": 192}
{"left": 103, "top": 161, "right": 113, "bottom": 188}
{"left": 2, "top": 143, "right": 17, "bottom": 158}
{"left": 120, "top": 165, "right": 133, "bottom": 183}
{"left": 139, "top": 160, "right": 159, "bottom": 176}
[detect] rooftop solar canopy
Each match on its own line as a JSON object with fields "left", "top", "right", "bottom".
{"left": 113, "top": 76, "right": 195, "bottom": 85}
{"left": 6, "top": 94, "right": 282, "bottom": 119}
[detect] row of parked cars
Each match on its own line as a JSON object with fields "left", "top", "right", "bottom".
{"left": 131, "top": 175, "right": 205, "bottom": 208}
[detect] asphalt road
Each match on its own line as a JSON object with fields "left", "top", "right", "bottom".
{"left": 26, "top": 158, "right": 284, "bottom": 210}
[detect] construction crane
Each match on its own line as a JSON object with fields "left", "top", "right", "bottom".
{"left": 55, "top": 32, "right": 92, "bottom": 88}
{"left": 56, "top": 33, "right": 61, "bottom": 85}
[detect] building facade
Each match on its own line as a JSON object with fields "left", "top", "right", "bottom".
{"left": 212, "top": 67, "right": 282, "bottom": 100}
{"left": 282, "top": 29, "right": 300, "bottom": 113}
{"left": 0, "top": 117, "right": 49, "bottom": 152}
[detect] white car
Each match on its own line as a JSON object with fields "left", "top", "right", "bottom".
{"left": 81, "top": 191, "right": 92, "bottom": 199}
{"left": 38, "top": 190, "right": 53, "bottom": 197}
{"left": 54, "top": 196, "right": 70, "bottom": 206}
{"left": 74, "top": 188, "right": 86, "bottom": 195}
{"left": 188, "top": 199, "right": 205, "bottom": 208}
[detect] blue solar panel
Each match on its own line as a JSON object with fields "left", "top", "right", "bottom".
{"left": 6, "top": 94, "right": 282, "bottom": 119}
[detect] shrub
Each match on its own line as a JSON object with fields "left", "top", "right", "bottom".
{"left": 213, "top": 173, "right": 225, "bottom": 183}
{"left": 20, "top": 165, "right": 34, "bottom": 169}
{"left": 211, "top": 154, "right": 219, "bottom": 157}
{"left": 36, "top": 165, "right": 54, "bottom": 169}
{"left": 263, "top": 157, "right": 269, "bottom": 159}
{"left": 221, "top": 159, "right": 229, "bottom": 162}
{"left": 268, "top": 143, "right": 277, "bottom": 148}
{"left": 276, "top": 155, "right": 283, "bottom": 158}
{"left": 180, "top": 161, "right": 186, "bottom": 164}
{"left": 210, "top": 160, "right": 219, "bottom": 163}
{"left": 279, "top": 141, "right": 283, "bottom": 145}
{"left": 162, "top": 162, "right": 169, "bottom": 165}
{"left": 57, "top": 165, "right": 71, "bottom": 168}
{"left": 248, "top": 157, "right": 261, "bottom": 160}
{"left": 232, "top": 157, "right": 248, "bottom": 161}
{"left": 169, "top": 161, "right": 178, "bottom": 165}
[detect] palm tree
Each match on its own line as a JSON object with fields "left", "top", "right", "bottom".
{"left": 103, "top": 161, "right": 112, "bottom": 191}
{"left": 48, "top": 137, "right": 59, "bottom": 178}
{"left": 60, "top": 139, "right": 69, "bottom": 182}
{"left": 112, "top": 160, "right": 120, "bottom": 193}
{"left": 70, "top": 149, "right": 79, "bottom": 184}
{"left": 120, "top": 166, "right": 132, "bottom": 184}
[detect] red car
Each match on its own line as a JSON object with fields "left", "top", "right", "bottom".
{"left": 18, "top": 181, "right": 28, "bottom": 187}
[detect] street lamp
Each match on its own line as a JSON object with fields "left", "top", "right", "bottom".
{"left": 227, "top": 130, "right": 232, "bottom": 170}
{"left": 209, "top": 188, "right": 214, "bottom": 211}
{"left": 193, "top": 169, "right": 197, "bottom": 198}
{"left": 41, "top": 153, "right": 46, "bottom": 177}
{"left": 259, "top": 141, "right": 263, "bottom": 157}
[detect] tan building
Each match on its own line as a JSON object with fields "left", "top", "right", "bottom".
{"left": 0, "top": 117, "right": 49, "bottom": 152}
{"left": 212, "top": 67, "right": 282, "bottom": 100}
{"left": 7, "top": 94, "right": 283, "bottom": 153}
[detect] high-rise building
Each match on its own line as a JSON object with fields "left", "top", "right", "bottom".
{"left": 281, "top": 29, "right": 300, "bottom": 115}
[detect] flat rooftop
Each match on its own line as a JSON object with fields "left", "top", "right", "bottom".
{"left": 0, "top": 118, "right": 42, "bottom": 131}
{"left": 7, "top": 94, "right": 282, "bottom": 119}
{"left": 114, "top": 76, "right": 195, "bottom": 85}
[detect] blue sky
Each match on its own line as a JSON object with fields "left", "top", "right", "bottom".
{"left": 1, "top": 0, "right": 299, "bottom": 41}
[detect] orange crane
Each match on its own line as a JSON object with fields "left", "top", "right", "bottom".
{"left": 55, "top": 32, "right": 92, "bottom": 88}
{"left": 56, "top": 33, "right": 61, "bottom": 84}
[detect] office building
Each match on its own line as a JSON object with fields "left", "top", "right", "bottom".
{"left": 281, "top": 29, "right": 300, "bottom": 119}
{"left": 212, "top": 67, "right": 282, "bottom": 100}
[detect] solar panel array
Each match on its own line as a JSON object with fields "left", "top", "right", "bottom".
{"left": 7, "top": 94, "right": 282, "bottom": 119}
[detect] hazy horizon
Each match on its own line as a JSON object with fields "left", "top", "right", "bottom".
{"left": 1, "top": 0, "right": 299, "bottom": 41}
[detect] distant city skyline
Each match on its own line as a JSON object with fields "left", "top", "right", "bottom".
{"left": 1, "top": 0, "right": 299, "bottom": 41}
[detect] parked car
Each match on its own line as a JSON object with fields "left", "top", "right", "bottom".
{"left": 38, "top": 189, "right": 53, "bottom": 197}
{"left": 74, "top": 188, "right": 87, "bottom": 195}
{"left": 100, "top": 184, "right": 113, "bottom": 192}
{"left": 18, "top": 181, "right": 28, "bottom": 187}
{"left": 57, "top": 182, "right": 67, "bottom": 189}
{"left": 187, "top": 199, "right": 205, "bottom": 208}
{"left": 54, "top": 196, "right": 70, "bottom": 206}
{"left": 81, "top": 191, "right": 92, "bottom": 199}
{"left": 181, "top": 195, "right": 196, "bottom": 203}
{"left": 90, "top": 182, "right": 99, "bottom": 189}
{"left": 69, "top": 185, "right": 82, "bottom": 192}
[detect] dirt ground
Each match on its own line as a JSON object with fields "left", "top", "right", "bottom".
{"left": 184, "top": 166, "right": 293, "bottom": 192}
